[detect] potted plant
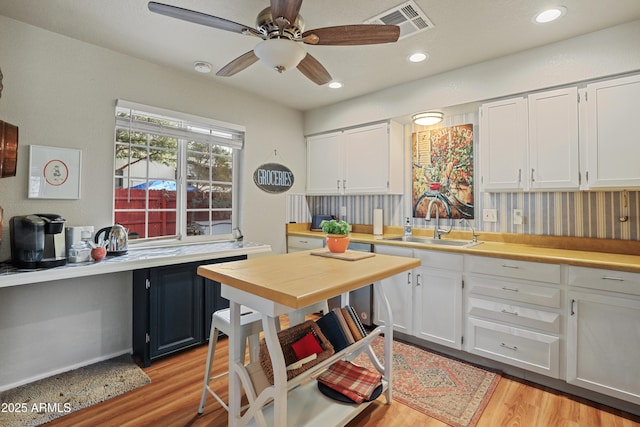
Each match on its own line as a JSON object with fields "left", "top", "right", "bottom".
{"left": 321, "top": 219, "right": 350, "bottom": 253}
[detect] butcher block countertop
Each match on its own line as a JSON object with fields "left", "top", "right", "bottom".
{"left": 197, "top": 249, "right": 420, "bottom": 309}
{"left": 287, "top": 223, "right": 640, "bottom": 274}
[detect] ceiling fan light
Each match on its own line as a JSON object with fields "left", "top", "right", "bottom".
{"left": 412, "top": 111, "right": 443, "bottom": 126}
{"left": 254, "top": 39, "right": 306, "bottom": 73}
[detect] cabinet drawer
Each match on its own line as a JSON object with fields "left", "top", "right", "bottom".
{"left": 287, "top": 236, "right": 324, "bottom": 251}
{"left": 467, "top": 297, "right": 561, "bottom": 333}
{"left": 466, "top": 317, "right": 560, "bottom": 378}
{"left": 415, "top": 249, "right": 463, "bottom": 270}
{"left": 568, "top": 266, "right": 640, "bottom": 296}
{"left": 467, "top": 256, "right": 561, "bottom": 284}
{"left": 466, "top": 275, "right": 561, "bottom": 308}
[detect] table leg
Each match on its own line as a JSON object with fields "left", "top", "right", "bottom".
{"left": 374, "top": 281, "right": 394, "bottom": 404}
{"left": 261, "top": 313, "right": 287, "bottom": 426}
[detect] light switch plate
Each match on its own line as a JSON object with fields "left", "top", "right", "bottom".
{"left": 483, "top": 209, "right": 497, "bottom": 223}
{"left": 513, "top": 209, "right": 523, "bottom": 225}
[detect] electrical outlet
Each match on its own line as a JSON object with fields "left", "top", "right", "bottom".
{"left": 340, "top": 206, "right": 347, "bottom": 217}
{"left": 483, "top": 209, "right": 497, "bottom": 223}
{"left": 513, "top": 209, "right": 523, "bottom": 225}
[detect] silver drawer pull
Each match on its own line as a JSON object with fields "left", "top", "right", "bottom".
{"left": 299, "top": 240, "right": 308, "bottom": 244}
{"left": 501, "top": 309, "right": 519, "bottom": 316}
{"left": 500, "top": 343, "right": 518, "bottom": 351}
{"left": 501, "top": 264, "right": 520, "bottom": 269}
{"left": 501, "top": 287, "right": 520, "bottom": 292}
{"left": 602, "top": 276, "right": 625, "bottom": 282}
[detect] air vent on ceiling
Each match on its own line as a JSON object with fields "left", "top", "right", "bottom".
{"left": 365, "top": 0, "right": 434, "bottom": 40}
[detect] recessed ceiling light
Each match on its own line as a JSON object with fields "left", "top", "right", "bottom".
{"left": 328, "top": 81, "right": 343, "bottom": 89}
{"left": 193, "top": 61, "right": 212, "bottom": 73}
{"left": 534, "top": 7, "right": 566, "bottom": 24}
{"left": 408, "top": 52, "right": 428, "bottom": 63}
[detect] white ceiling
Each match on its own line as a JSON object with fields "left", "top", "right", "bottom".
{"left": 1, "top": 0, "right": 639, "bottom": 111}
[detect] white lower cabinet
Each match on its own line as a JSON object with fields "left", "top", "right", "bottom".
{"left": 287, "top": 235, "right": 324, "bottom": 253}
{"left": 374, "top": 245, "right": 463, "bottom": 350}
{"left": 567, "top": 266, "right": 640, "bottom": 405}
{"left": 465, "top": 256, "right": 562, "bottom": 378}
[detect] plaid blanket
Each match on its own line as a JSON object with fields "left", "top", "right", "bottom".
{"left": 317, "top": 360, "right": 382, "bottom": 403}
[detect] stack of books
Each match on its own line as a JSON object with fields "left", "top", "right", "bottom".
{"left": 315, "top": 306, "right": 368, "bottom": 352}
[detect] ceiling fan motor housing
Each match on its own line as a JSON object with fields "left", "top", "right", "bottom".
{"left": 256, "top": 7, "right": 304, "bottom": 40}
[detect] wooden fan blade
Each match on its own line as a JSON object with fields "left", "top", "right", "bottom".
{"left": 302, "top": 25, "right": 400, "bottom": 45}
{"left": 270, "top": 0, "right": 303, "bottom": 25}
{"left": 216, "top": 51, "right": 259, "bottom": 77}
{"left": 297, "top": 53, "right": 332, "bottom": 85}
{"left": 148, "top": 2, "right": 263, "bottom": 38}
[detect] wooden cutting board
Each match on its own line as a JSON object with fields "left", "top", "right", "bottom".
{"left": 310, "top": 249, "right": 376, "bottom": 261}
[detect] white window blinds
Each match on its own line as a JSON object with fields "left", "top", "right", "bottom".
{"left": 115, "top": 100, "right": 244, "bottom": 150}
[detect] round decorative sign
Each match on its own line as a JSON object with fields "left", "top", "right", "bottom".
{"left": 43, "top": 159, "right": 69, "bottom": 186}
{"left": 253, "top": 162, "right": 294, "bottom": 194}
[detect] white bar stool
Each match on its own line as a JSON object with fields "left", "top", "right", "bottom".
{"left": 197, "top": 305, "right": 265, "bottom": 414}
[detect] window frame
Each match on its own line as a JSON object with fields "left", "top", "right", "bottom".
{"left": 113, "top": 100, "right": 244, "bottom": 246}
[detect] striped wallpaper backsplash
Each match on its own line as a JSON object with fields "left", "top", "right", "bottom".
{"left": 287, "top": 190, "right": 640, "bottom": 241}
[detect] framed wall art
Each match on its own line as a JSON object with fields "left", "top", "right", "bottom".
{"left": 28, "top": 145, "right": 82, "bottom": 199}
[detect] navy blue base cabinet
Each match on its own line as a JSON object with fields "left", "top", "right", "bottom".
{"left": 133, "top": 256, "right": 246, "bottom": 367}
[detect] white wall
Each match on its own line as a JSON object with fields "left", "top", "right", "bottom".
{"left": 304, "top": 20, "right": 640, "bottom": 134}
{"left": 0, "top": 15, "right": 303, "bottom": 389}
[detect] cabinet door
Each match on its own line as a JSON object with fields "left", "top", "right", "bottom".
{"left": 343, "top": 123, "right": 390, "bottom": 194}
{"left": 567, "top": 290, "right": 640, "bottom": 404}
{"left": 480, "top": 97, "right": 528, "bottom": 191}
{"left": 149, "top": 262, "right": 203, "bottom": 359}
{"left": 414, "top": 265, "right": 463, "bottom": 349}
{"left": 373, "top": 245, "right": 414, "bottom": 334}
{"left": 306, "top": 131, "right": 343, "bottom": 194}
{"left": 585, "top": 74, "right": 640, "bottom": 188}
{"left": 528, "top": 87, "right": 580, "bottom": 190}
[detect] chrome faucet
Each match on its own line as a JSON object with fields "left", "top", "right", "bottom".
{"left": 460, "top": 218, "right": 479, "bottom": 243}
{"left": 425, "top": 198, "right": 452, "bottom": 239}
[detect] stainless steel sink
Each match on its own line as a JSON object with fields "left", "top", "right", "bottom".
{"left": 383, "top": 236, "right": 482, "bottom": 247}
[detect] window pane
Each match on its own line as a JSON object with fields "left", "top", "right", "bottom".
{"left": 148, "top": 211, "right": 177, "bottom": 238}
{"left": 114, "top": 103, "right": 240, "bottom": 243}
{"left": 114, "top": 211, "right": 146, "bottom": 238}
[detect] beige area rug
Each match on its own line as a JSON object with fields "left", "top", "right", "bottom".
{"left": 0, "top": 354, "right": 150, "bottom": 427}
{"left": 354, "top": 337, "right": 501, "bottom": 427}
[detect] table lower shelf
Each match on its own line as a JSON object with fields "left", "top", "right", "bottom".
{"left": 247, "top": 379, "right": 388, "bottom": 427}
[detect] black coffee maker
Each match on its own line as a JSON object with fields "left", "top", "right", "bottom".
{"left": 10, "top": 213, "right": 67, "bottom": 268}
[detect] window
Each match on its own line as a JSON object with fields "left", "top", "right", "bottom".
{"left": 113, "top": 100, "right": 244, "bottom": 242}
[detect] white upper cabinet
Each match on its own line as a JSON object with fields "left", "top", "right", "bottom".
{"left": 584, "top": 74, "right": 640, "bottom": 189}
{"left": 480, "top": 97, "right": 528, "bottom": 191}
{"left": 306, "top": 131, "right": 343, "bottom": 194}
{"left": 480, "top": 87, "right": 580, "bottom": 192}
{"left": 306, "top": 121, "right": 403, "bottom": 195}
{"left": 528, "top": 87, "right": 580, "bottom": 190}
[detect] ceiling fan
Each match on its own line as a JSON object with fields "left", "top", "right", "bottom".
{"left": 148, "top": 0, "right": 400, "bottom": 85}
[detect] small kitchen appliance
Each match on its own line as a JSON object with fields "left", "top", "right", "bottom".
{"left": 10, "top": 213, "right": 67, "bottom": 268}
{"left": 95, "top": 224, "right": 128, "bottom": 256}
{"left": 66, "top": 225, "right": 95, "bottom": 263}
{"left": 311, "top": 215, "right": 333, "bottom": 231}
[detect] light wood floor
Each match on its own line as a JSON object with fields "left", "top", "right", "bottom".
{"left": 46, "top": 336, "right": 639, "bottom": 427}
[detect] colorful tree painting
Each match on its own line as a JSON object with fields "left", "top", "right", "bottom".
{"left": 412, "top": 124, "right": 474, "bottom": 219}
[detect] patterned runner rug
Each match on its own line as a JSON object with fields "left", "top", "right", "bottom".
{"left": 355, "top": 337, "right": 501, "bottom": 427}
{"left": 0, "top": 354, "right": 150, "bottom": 427}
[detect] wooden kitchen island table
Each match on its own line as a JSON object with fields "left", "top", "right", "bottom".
{"left": 197, "top": 249, "right": 420, "bottom": 427}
